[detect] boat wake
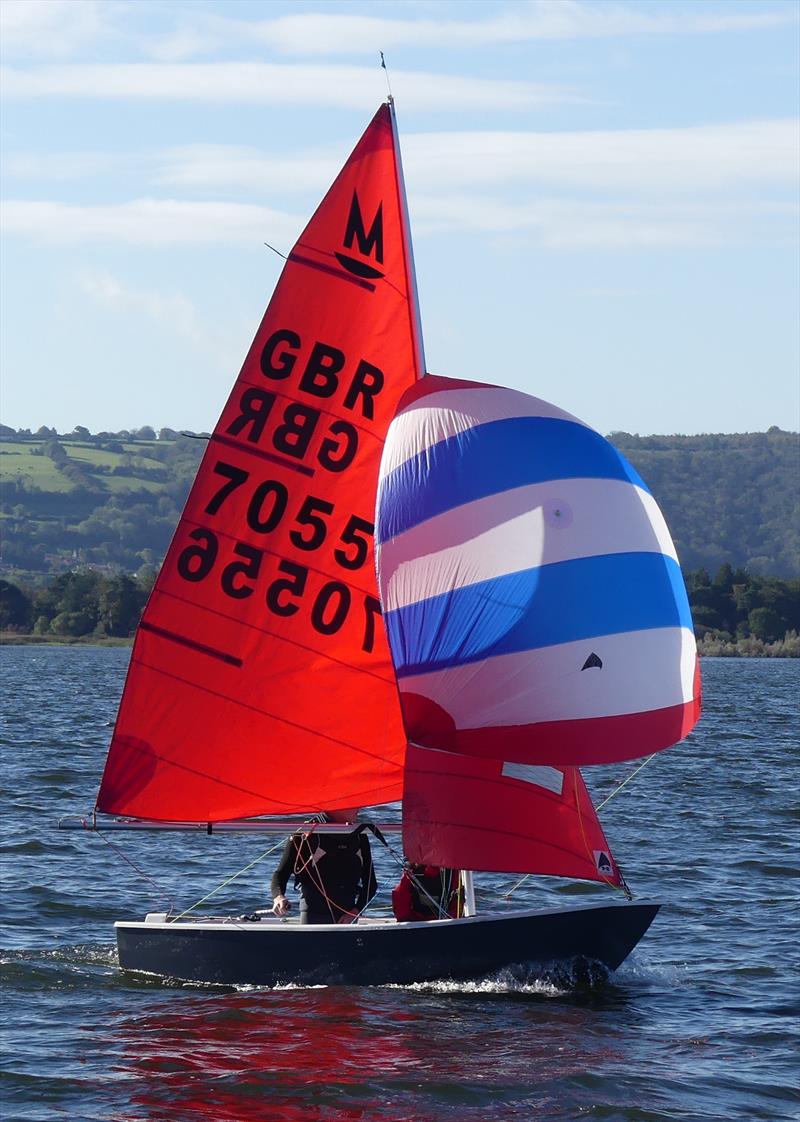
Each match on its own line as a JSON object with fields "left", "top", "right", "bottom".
{"left": 611, "top": 952, "right": 689, "bottom": 989}
{"left": 383, "top": 958, "right": 612, "bottom": 997}
{"left": 0, "top": 943, "right": 118, "bottom": 968}
{"left": 0, "top": 943, "right": 120, "bottom": 993}
{"left": 2, "top": 941, "right": 680, "bottom": 997}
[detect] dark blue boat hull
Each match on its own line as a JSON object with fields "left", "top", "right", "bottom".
{"left": 116, "top": 902, "right": 659, "bottom": 987}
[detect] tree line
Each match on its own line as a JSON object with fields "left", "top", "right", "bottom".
{"left": 687, "top": 564, "right": 799, "bottom": 655}
{"left": 1, "top": 564, "right": 798, "bottom": 654}
{"left": 0, "top": 424, "right": 180, "bottom": 442}
{"left": 0, "top": 570, "right": 154, "bottom": 638}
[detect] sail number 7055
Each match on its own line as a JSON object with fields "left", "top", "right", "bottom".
{"left": 175, "top": 528, "right": 383, "bottom": 653}
{"left": 203, "top": 460, "right": 373, "bottom": 569}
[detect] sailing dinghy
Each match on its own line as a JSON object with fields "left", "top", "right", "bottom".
{"left": 61, "top": 102, "right": 699, "bottom": 987}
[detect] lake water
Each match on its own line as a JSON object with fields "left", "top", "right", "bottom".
{"left": 1, "top": 648, "right": 798, "bottom": 1121}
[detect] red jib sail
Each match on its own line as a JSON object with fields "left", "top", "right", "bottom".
{"left": 403, "top": 742, "right": 623, "bottom": 885}
{"left": 98, "top": 104, "right": 423, "bottom": 821}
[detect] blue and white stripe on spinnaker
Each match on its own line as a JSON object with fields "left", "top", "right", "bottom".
{"left": 375, "top": 374, "right": 700, "bottom": 767}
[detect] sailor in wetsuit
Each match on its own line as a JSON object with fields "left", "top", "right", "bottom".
{"left": 270, "top": 809, "right": 377, "bottom": 924}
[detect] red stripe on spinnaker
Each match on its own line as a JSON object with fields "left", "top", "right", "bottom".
{"left": 403, "top": 692, "right": 701, "bottom": 768}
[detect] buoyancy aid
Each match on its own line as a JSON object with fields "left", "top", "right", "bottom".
{"left": 292, "top": 828, "right": 373, "bottom": 919}
{"left": 392, "top": 866, "right": 461, "bottom": 922}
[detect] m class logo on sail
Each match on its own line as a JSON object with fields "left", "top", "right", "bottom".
{"left": 335, "top": 191, "right": 384, "bottom": 280}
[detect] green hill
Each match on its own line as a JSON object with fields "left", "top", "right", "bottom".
{"left": 611, "top": 428, "right": 798, "bottom": 577}
{"left": 0, "top": 426, "right": 798, "bottom": 582}
{"left": 0, "top": 430, "right": 203, "bottom": 581}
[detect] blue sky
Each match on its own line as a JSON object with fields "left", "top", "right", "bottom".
{"left": 1, "top": 0, "right": 798, "bottom": 436}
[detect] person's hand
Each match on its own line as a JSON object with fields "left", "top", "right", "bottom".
{"left": 272, "top": 894, "right": 290, "bottom": 916}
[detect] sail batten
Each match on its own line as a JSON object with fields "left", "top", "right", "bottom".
{"left": 98, "top": 103, "right": 422, "bottom": 822}
{"left": 287, "top": 251, "right": 378, "bottom": 289}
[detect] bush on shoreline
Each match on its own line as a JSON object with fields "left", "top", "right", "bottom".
{"left": 0, "top": 570, "right": 154, "bottom": 639}
{"left": 696, "top": 630, "right": 800, "bottom": 657}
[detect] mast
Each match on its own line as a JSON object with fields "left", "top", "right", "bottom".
{"left": 461, "top": 870, "right": 476, "bottom": 917}
{"left": 388, "top": 98, "right": 426, "bottom": 381}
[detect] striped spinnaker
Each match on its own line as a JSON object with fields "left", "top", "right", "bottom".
{"left": 376, "top": 375, "right": 700, "bottom": 767}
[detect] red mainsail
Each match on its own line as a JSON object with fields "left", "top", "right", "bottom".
{"left": 402, "top": 743, "right": 623, "bottom": 886}
{"left": 98, "top": 104, "right": 422, "bottom": 821}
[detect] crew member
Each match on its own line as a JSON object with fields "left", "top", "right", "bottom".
{"left": 271, "top": 809, "right": 377, "bottom": 924}
{"left": 391, "top": 864, "right": 462, "bottom": 922}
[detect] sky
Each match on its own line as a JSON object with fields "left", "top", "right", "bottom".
{"left": 1, "top": 0, "right": 798, "bottom": 437}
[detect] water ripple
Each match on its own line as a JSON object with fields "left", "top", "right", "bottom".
{"left": 1, "top": 649, "right": 799, "bottom": 1122}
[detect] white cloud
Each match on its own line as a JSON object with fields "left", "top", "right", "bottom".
{"left": 2, "top": 1, "right": 791, "bottom": 65}
{"left": 153, "top": 145, "right": 337, "bottom": 192}
{"left": 1, "top": 0, "right": 794, "bottom": 67}
{"left": 8, "top": 119, "right": 793, "bottom": 197}
{"left": 4, "top": 150, "right": 143, "bottom": 182}
{"left": 255, "top": 1, "right": 798, "bottom": 56}
{"left": 0, "top": 62, "right": 578, "bottom": 110}
{"left": 412, "top": 194, "right": 797, "bottom": 248}
{"left": 403, "top": 119, "right": 800, "bottom": 193}
{"left": 155, "top": 119, "right": 800, "bottom": 195}
{"left": 1, "top": 198, "right": 301, "bottom": 247}
{"left": 3, "top": 192, "right": 794, "bottom": 252}
{"left": 0, "top": 0, "right": 108, "bottom": 58}
{"left": 77, "top": 267, "right": 235, "bottom": 369}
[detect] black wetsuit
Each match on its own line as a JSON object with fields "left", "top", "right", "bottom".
{"left": 271, "top": 827, "right": 377, "bottom": 924}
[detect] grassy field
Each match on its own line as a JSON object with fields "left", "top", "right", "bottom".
{"left": 1, "top": 443, "right": 76, "bottom": 491}
{"left": 66, "top": 446, "right": 162, "bottom": 469}
{"left": 0, "top": 440, "right": 169, "bottom": 495}
{"left": 0, "top": 435, "right": 205, "bottom": 580}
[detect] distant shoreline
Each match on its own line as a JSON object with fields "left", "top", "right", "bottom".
{"left": 0, "top": 633, "right": 132, "bottom": 647}
{"left": 1, "top": 632, "right": 797, "bottom": 657}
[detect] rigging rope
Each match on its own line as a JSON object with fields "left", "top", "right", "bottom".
{"left": 170, "top": 838, "right": 287, "bottom": 922}
{"left": 95, "top": 820, "right": 458, "bottom": 924}
{"left": 367, "top": 825, "right": 456, "bottom": 919}
{"left": 595, "top": 753, "right": 657, "bottom": 810}
{"left": 91, "top": 828, "right": 174, "bottom": 914}
{"left": 275, "top": 822, "right": 389, "bottom": 924}
{"left": 288, "top": 825, "right": 365, "bottom": 924}
{"left": 262, "top": 821, "right": 452, "bottom": 924}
